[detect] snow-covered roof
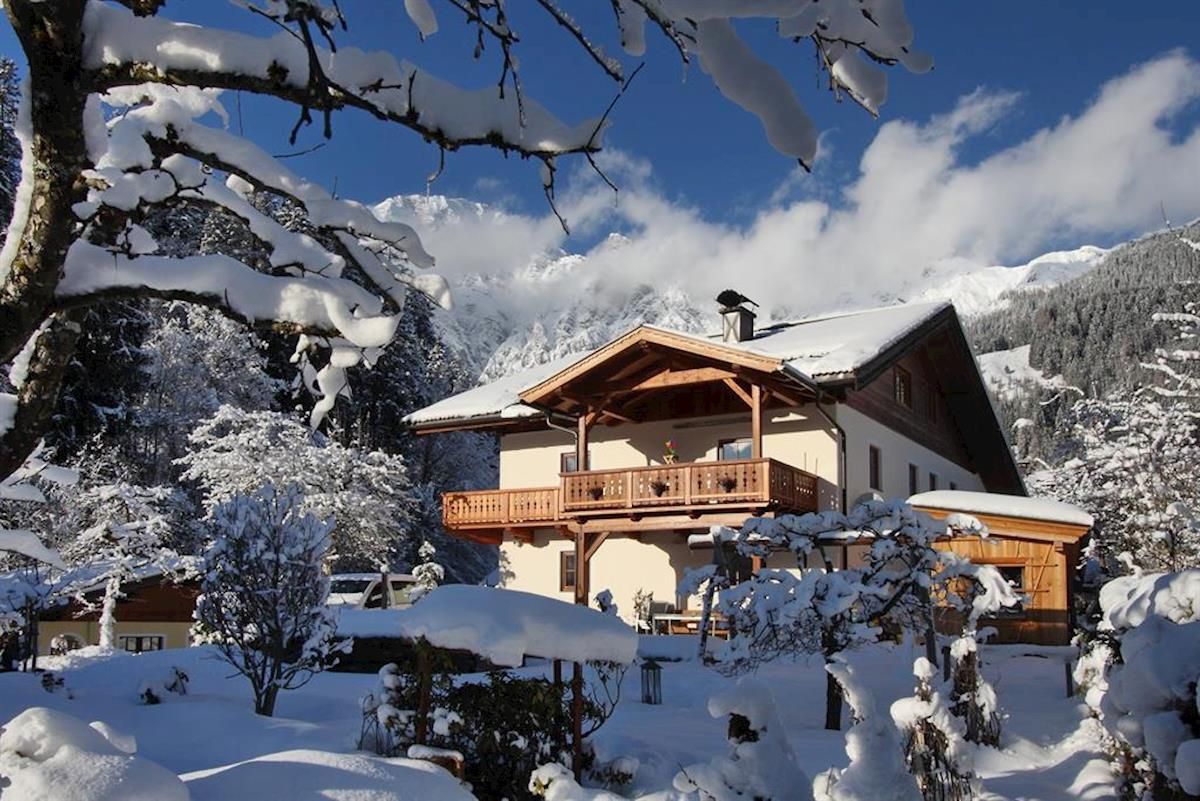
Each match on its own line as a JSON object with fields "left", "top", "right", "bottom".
{"left": 715, "top": 300, "right": 950, "bottom": 380}
{"left": 405, "top": 301, "right": 950, "bottom": 428}
{"left": 345, "top": 585, "right": 638, "bottom": 667}
{"left": 403, "top": 354, "right": 577, "bottom": 427}
{"left": 909, "top": 490, "right": 1093, "bottom": 528}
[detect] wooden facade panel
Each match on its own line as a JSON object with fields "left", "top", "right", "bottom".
{"left": 846, "top": 348, "right": 974, "bottom": 471}
{"left": 934, "top": 536, "right": 1073, "bottom": 645}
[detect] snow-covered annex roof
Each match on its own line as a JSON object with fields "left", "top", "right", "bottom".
{"left": 405, "top": 301, "right": 951, "bottom": 428}
{"left": 337, "top": 585, "right": 638, "bottom": 667}
{"left": 909, "top": 490, "right": 1093, "bottom": 529}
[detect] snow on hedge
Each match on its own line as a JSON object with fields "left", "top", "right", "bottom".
{"left": 909, "top": 490, "right": 1093, "bottom": 527}
{"left": 0, "top": 707, "right": 188, "bottom": 801}
{"left": 1098, "top": 569, "right": 1200, "bottom": 630}
{"left": 182, "top": 748, "right": 476, "bottom": 801}
{"left": 1091, "top": 569, "right": 1200, "bottom": 794}
{"left": 389, "top": 585, "right": 637, "bottom": 667}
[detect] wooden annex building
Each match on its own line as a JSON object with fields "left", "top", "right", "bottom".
{"left": 912, "top": 490, "right": 1094, "bottom": 645}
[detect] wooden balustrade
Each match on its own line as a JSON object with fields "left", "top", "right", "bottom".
{"left": 443, "top": 459, "right": 818, "bottom": 530}
{"left": 443, "top": 487, "right": 559, "bottom": 529}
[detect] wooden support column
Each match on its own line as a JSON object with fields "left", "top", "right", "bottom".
{"left": 577, "top": 409, "right": 591, "bottom": 472}
{"left": 751, "top": 383, "right": 763, "bottom": 459}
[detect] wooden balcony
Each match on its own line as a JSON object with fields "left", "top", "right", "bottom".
{"left": 442, "top": 458, "right": 817, "bottom": 532}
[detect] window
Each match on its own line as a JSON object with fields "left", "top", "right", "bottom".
{"left": 929, "top": 472, "right": 939, "bottom": 491}
{"left": 950, "top": 481, "right": 958, "bottom": 491}
{"left": 718, "top": 438, "right": 753, "bottom": 461}
{"left": 894, "top": 367, "right": 912, "bottom": 409}
{"left": 908, "top": 464, "right": 919, "bottom": 496}
{"left": 868, "top": 445, "right": 882, "bottom": 491}
{"left": 119, "top": 635, "right": 164, "bottom": 653}
{"left": 560, "top": 551, "right": 577, "bottom": 592}
{"left": 925, "top": 391, "right": 938, "bottom": 422}
{"left": 995, "top": 565, "right": 1026, "bottom": 616}
{"left": 561, "top": 452, "right": 578, "bottom": 473}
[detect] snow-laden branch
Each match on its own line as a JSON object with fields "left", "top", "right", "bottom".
{"left": 59, "top": 240, "right": 398, "bottom": 349}
{"left": 84, "top": 2, "right": 605, "bottom": 160}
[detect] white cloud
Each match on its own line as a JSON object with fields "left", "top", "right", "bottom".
{"left": 421, "top": 50, "right": 1200, "bottom": 316}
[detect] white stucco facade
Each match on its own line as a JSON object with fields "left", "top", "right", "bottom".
{"left": 832, "top": 405, "right": 984, "bottom": 503}
{"left": 493, "top": 402, "right": 983, "bottom": 623}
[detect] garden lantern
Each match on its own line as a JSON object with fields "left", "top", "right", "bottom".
{"left": 640, "top": 658, "right": 662, "bottom": 705}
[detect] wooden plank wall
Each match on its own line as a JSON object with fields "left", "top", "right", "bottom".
{"left": 934, "top": 537, "right": 1073, "bottom": 645}
{"left": 845, "top": 349, "right": 974, "bottom": 471}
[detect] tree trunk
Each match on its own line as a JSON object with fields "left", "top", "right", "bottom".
{"left": 824, "top": 666, "right": 843, "bottom": 731}
{"left": 98, "top": 576, "right": 120, "bottom": 650}
{"left": 256, "top": 683, "right": 280, "bottom": 717}
{"left": 0, "top": 0, "right": 93, "bottom": 479}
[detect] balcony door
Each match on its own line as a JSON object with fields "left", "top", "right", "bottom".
{"left": 718, "top": 438, "right": 753, "bottom": 461}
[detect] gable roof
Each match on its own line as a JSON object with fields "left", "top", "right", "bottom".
{"left": 405, "top": 301, "right": 950, "bottom": 428}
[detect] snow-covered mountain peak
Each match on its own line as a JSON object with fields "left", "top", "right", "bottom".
{"left": 369, "top": 192, "right": 1110, "bottom": 383}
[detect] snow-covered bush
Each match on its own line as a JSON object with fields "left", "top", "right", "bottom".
{"left": 0, "top": 707, "right": 187, "bottom": 801}
{"left": 948, "top": 634, "right": 1001, "bottom": 746}
{"left": 1083, "top": 570, "right": 1200, "bottom": 798}
{"left": 136, "top": 666, "right": 189, "bottom": 705}
{"left": 711, "top": 500, "right": 1016, "bottom": 730}
{"left": 675, "top": 679, "right": 811, "bottom": 801}
{"left": 411, "top": 540, "right": 444, "bottom": 601}
{"left": 195, "top": 482, "right": 340, "bottom": 716}
{"left": 178, "top": 404, "right": 411, "bottom": 570}
{"left": 889, "top": 658, "right": 977, "bottom": 801}
{"left": 361, "top": 657, "right": 624, "bottom": 801}
{"left": 530, "top": 762, "right": 631, "bottom": 801}
{"left": 815, "top": 658, "right": 919, "bottom": 801}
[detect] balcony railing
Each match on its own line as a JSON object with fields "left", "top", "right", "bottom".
{"left": 443, "top": 458, "right": 817, "bottom": 530}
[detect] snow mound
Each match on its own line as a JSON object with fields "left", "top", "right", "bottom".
{"left": 0, "top": 707, "right": 188, "bottom": 801}
{"left": 391, "top": 585, "right": 638, "bottom": 667}
{"left": 1098, "top": 570, "right": 1200, "bottom": 630}
{"left": 182, "top": 749, "right": 475, "bottom": 801}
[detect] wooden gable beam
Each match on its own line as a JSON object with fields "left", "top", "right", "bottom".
{"left": 628, "top": 366, "right": 739, "bottom": 392}
{"left": 518, "top": 326, "right": 784, "bottom": 406}
{"left": 723, "top": 377, "right": 754, "bottom": 408}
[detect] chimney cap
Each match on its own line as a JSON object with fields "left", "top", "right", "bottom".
{"left": 716, "top": 289, "right": 759, "bottom": 311}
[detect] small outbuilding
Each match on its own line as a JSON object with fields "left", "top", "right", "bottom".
{"left": 911, "top": 490, "right": 1093, "bottom": 646}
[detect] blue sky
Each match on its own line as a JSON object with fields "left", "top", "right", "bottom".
{"left": 2, "top": 2, "right": 1199, "bottom": 301}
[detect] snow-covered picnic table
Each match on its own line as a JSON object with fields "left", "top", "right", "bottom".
{"left": 337, "top": 585, "right": 638, "bottom": 667}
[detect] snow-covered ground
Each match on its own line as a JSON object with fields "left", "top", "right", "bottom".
{"left": 0, "top": 639, "right": 1116, "bottom": 800}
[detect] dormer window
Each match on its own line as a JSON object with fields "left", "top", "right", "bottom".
{"left": 894, "top": 367, "right": 912, "bottom": 409}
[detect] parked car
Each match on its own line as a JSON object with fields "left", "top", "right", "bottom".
{"left": 327, "top": 573, "right": 419, "bottom": 609}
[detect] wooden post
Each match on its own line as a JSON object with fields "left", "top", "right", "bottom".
{"left": 414, "top": 640, "right": 432, "bottom": 745}
{"left": 572, "top": 527, "right": 587, "bottom": 778}
{"left": 751, "top": 384, "right": 763, "bottom": 459}
{"left": 572, "top": 660, "right": 584, "bottom": 778}
{"left": 577, "top": 411, "right": 590, "bottom": 472}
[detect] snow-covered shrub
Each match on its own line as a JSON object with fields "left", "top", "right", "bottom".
{"left": 815, "top": 658, "right": 919, "bottom": 801}
{"left": 675, "top": 678, "right": 812, "bottom": 801}
{"left": 1083, "top": 570, "right": 1200, "bottom": 798}
{"left": 136, "top": 666, "right": 189, "bottom": 705}
{"left": 632, "top": 589, "right": 655, "bottom": 633}
{"left": 0, "top": 707, "right": 187, "bottom": 801}
{"left": 530, "top": 762, "right": 633, "bottom": 800}
{"left": 361, "top": 657, "right": 621, "bottom": 801}
{"left": 195, "top": 482, "right": 341, "bottom": 716}
{"left": 410, "top": 540, "right": 444, "bottom": 601}
{"left": 889, "top": 658, "right": 977, "bottom": 801}
{"left": 712, "top": 501, "right": 1016, "bottom": 730}
{"left": 948, "top": 635, "right": 1001, "bottom": 746}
